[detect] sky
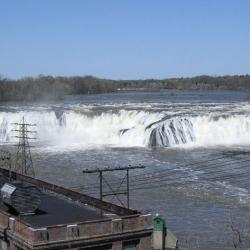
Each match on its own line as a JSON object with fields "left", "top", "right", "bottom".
{"left": 0, "top": 0, "right": 250, "bottom": 80}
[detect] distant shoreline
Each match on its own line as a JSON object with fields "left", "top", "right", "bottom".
{"left": 0, "top": 74, "right": 249, "bottom": 101}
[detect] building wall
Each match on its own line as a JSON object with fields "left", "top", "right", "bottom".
{"left": 0, "top": 235, "right": 153, "bottom": 250}
{"left": 0, "top": 240, "right": 19, "bottom": 250}
{"left": 0, "top": 178, "right": 153, "bottom": 250}
{"left": 138, "top": 236, "right": 152, "bottom": 250}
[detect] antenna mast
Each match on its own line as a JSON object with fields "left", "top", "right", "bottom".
{"left": 13, "top": 117, "right": 36, "bottom": 176}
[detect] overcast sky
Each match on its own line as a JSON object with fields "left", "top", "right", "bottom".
{"left": 0, "top": 0, "right": 250, "bottom": 79}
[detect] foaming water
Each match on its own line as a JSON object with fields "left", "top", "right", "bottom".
{"left": 1, "top": 91, "right": 250, "bottom": 249}
{"left": 1, "top": 109, "right": 250, "bottom": 150}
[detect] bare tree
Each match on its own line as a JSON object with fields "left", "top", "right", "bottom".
{"left": 226, "top": 214, "right": 250, "bottom": 250}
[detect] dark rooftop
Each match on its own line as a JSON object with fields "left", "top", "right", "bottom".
{"left": 21, "top": 192, "right": 103, "bottom": 227}
{"left": 0, "top": 175, "right": 104, "bottom": 228}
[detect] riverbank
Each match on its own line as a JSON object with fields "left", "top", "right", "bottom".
{"left": 0, "top": 74, "right": 249, "bottom": 101}
{"left": 1, "top": 90, "right": 250, "bottom": 249}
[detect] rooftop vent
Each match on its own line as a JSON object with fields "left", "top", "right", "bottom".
{"left": 1, "top": 182, "right": 41, "bottom": 215}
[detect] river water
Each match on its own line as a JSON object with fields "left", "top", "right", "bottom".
{"left": 1, "top": 90, "right": 250, "bottom": 249}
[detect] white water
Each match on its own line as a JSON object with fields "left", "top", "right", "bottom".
{"left": 1, "top": 110, "right": 250, "bottom": 149}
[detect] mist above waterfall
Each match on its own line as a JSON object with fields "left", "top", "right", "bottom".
{"left": 1, "top": 108, "right": 250, "bottom": 150}
{"left": 1, "top": 90, "right": 250, "bottom": 249}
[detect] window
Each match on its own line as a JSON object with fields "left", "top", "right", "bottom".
{"left": 123, "top": 240, "right": 139, "bottom": 250}
{"left": 79, "top": 245, "right": 112, "bottom": 250}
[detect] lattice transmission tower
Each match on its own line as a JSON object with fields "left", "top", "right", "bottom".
{"left": 13, "top": 117, "right": 36, "bottom": 176}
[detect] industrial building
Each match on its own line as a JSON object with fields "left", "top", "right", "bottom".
{"left": 0, "top": 167, "right": 154, "bottom": 250}
{"left": 0, "top": 118, "right": 177, "bottom": 250}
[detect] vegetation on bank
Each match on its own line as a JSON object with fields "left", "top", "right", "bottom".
{"left": 0, "top": 74, "right": 250, "bottom": 101}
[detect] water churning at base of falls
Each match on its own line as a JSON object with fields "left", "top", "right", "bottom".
{"left": 1, "top": 90, "right": 250, "bottom": 249}
{"left": 1, "top": 109, "right": 250, "bottom": 149}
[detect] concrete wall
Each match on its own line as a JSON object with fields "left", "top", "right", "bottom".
{"left": 0, "top": 210, "right": 153, "bottom": 250}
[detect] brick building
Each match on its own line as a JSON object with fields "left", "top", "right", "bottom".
{"left": 0, "top": 168, "right": 153, "bottom": 250}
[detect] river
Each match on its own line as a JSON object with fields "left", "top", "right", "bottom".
{"left": 1, "top": 90, "right": 250, "bottom": 249}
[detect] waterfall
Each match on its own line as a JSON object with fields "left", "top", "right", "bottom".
{"left": 0, "top": 110, "right": 250, "bottom": 149}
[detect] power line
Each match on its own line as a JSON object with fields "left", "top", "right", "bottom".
{"left": 77, "top": 156, "right": 250, "bottom": 192}
{"left": 82, "top": 165, "right": 145, "bottom": 215}
{"left": 70, "top": 154, "right": 228, "bottom": 190}
{"left": 83, "top": 157, "right": 250, "bottom": 197}
{"left": 83, "top": 153, "right": 247, "bottom": 190}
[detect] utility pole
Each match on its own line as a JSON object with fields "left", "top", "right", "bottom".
{"left": 82, "top": 165, "right": 145, "bottom": 216}
{"left": 12, "top": 117, "right": 36, "bottom": 177}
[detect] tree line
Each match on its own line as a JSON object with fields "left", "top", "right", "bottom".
{"left": 0, "top": 74, "right": 250, "bottom": 101}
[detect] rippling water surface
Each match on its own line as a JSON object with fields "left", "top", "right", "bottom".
{"left": 1, "top": 90, "right": 250, "bottom": 249}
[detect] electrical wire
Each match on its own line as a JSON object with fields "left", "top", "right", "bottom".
{"left": 82, "top": 157, "right": 250, "bottom": 197}
{"left": 72, "top": 154, "right": 237, "bottom": 190}
{"left": 77, "top": 156, "right": 250, "bottom": 193}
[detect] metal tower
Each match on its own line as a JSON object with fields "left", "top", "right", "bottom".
{"left": 13, "top": 117, "right": 36, "bottom": 176}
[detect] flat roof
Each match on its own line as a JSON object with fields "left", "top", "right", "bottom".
{"left": 21, "top": 192, "right": 104, "bottom": 227}
{"left": 0, "top": 176, "right": 104, "bottom": 228}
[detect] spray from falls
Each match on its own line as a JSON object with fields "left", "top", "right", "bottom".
{"left": 0, "top": 110, "right": 250, "bottom": 149}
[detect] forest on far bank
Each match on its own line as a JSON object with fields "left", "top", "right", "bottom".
{"left": 0, "top": 74, "right": 250, "bottom": 101}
